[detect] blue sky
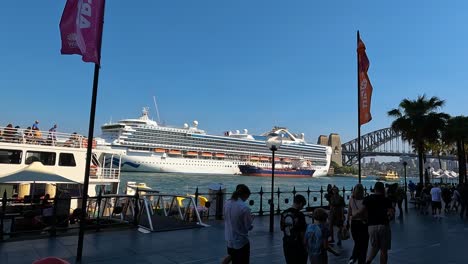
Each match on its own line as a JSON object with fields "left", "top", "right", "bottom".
{"left": 1, "top": 0, "right": 467, "bottom": 143}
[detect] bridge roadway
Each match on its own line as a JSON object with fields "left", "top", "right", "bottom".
{"left": 1, "top": 206, "right": 468, "bottom": 264}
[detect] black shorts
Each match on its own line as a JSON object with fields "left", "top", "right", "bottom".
{"left": 432, "top": 201, "right": 442, "bottom": 209}
{"left": 227, "top": 243, "right": 250, "bottom": 264}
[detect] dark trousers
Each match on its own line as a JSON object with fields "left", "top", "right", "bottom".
{"left": 351, "top": 220, "right": 369, "bottom": 264}
{"left": 228, "top": 243, "right": 250, "bottom": 264}
{"left": 283, "top": 240, "right": 308, "bottom": 264}
{"left": 461, "top": 202, "right": 468, "bottom": 219}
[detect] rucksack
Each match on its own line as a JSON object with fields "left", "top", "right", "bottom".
{"left": 281, "top": 210, "right": 301, "bottom": 241}
{"left": 306, "top": 224, "right": 323, "bottom": 256}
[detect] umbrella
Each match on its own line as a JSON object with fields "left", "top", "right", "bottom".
{"left": 0, "top": 162, "right": 78, "bottom": 199}
{"left": 0, "top": 162, "right": 78, "bottom": 184}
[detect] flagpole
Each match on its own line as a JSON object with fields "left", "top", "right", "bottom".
{"left": 76, "top": 63, "right": 100, "bottom": 263}
{"left": 357, "top": 30, "right": 362, "bottom": 183}
{"left": 76, "top": 3, "right": 106, "bottom": 263}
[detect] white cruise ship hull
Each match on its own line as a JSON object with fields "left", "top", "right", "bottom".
{"left": 120, "top": 153, "right": 329, "bottom": 177}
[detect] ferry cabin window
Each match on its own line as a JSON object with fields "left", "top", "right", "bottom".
{"left": 59, "top": 153, "right": 76, "bottom": 167}
{"left": 25, "top": 151, "right": 56, "bottom": 166}
{"left": 0, "top": 149, "right": 22, "bottom": 164}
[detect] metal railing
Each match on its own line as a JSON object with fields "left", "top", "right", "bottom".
{"left": 0, "top": 190, "right": 139, "bottom": 241}
{"left": 0, "top": 126, "right": 93, "bottom": 149}
{"left": 191, "top": 185, "right": 374, "bottom": 219}
{"left": 137, "top": 191, "right": 207, "bottom": 232}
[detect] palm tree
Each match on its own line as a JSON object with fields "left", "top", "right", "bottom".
{"left": 442, "top": 116, "right": 468, "bottom": 184}
{"left": 388, "top": 95, "right": 449, "bottom": 184}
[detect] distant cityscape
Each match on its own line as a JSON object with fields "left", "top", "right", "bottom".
{"left": 361, "top": 157, "right": 459, "bottom": 177}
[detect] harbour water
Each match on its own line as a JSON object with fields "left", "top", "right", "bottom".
{"left": 120, "top": 172, "right": 413, "bottom": 195}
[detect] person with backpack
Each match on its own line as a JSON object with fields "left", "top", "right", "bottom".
{"left": 305, "top": 208, "right": 329, "bottom": 264}
{"left": 223, "top": 184, "right": 254, "bottom": 264}
{"left": 280, "top": 194, "right": 308, "bottom": 264}
{"left": 354, "top": 182, "right": 394, "bottom": 264}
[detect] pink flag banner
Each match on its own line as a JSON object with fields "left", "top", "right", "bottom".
{"left": 60, "top": 0, "right": 105, "bottom": 64}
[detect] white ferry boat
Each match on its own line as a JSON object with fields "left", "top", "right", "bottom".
{"left": 98, "top": 108, "right": 332, "bottom": 177}
{"left": 0, "top": 126, "right": 123, "bottom": 197}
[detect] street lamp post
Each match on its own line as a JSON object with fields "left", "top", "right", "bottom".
{"left": 403, "top": 161, "right": 408, "bottom": 213}
{"left": 266, "top": 134, "right": 282, "bottom": 233}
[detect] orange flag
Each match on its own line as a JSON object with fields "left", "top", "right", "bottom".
{"left": 357, "top": 34, "right": 373, "bottom": 125}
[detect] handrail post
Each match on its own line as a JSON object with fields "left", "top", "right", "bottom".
{"left": 50, "top": 195, "right": 57, "bottom": 237}
{"left": 259, "top": 187, "right": 264, "bottom": 216}
{"left": 133, "top": 188, "right": 140, "bottom": 226}
{"left": 194, "top": 187, "right": 199, "bottom": 207}
{"left": 276, "top": 187, "right": 281, "bottom": 215}
{"left": 307, "top": 187, "right": 311, "bottom": 207}
{"left": 0, "top": 190, "right": 6, "bottom": 241}
{"left": 342, "top": 186, "right": 346, "bottom": 203}
{"left": 96, "top": 189, "right": 102, "bottom": 232}
{"left": 320, "top": 186, "right": 324, "bottom": 206}
{"left": 216, "top": 187, "right": 223, "bottom": 220}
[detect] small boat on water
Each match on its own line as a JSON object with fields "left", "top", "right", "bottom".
{"left": 238, "top": 165, "right": 315, "bottom": 178}
{"left": 377, "top": 170, "right": 400, "bottom": 182}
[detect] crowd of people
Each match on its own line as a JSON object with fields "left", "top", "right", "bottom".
{"left": 411, "top": 181, "right": 468, "bottom": 219}
{"left": 222, "top": 179, "right": 468, "bottom": 263}
{"left": 0, "top": 121, "right": 85, "bottom": 147}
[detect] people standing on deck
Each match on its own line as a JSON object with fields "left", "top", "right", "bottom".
{"left": 354, "top": 182, "right": 394, "bottom": 264}
{"left": 47, "top": 124, "right": 57, "bottom": 146}
{"left": 280, "top": 194, "right": 308, "bottom": 264}
{"left": 32, "top": 120, "right": 42, "bottom": 140}
{"left": 223, "top": 184, "right": 254, "bottom": 264}
{"left": 305, "top": 208, "right": 329, "bottom": 264}
{"left": 32, "top": 120, "right": 40, "bottom": 130}
{"left": 328, "top": 186, "right": 345, "bottom": 246}
{"left": 347, "top": 184, "right": 369, "bottom": 264}
{"left": 430, "top": 183, "right": 442, "bottom": 218}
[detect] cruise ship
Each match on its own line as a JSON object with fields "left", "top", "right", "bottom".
{"left": 98, "top": 108, "right": 332, "bottom": 177}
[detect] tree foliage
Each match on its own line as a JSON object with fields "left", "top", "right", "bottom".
{"left": 388, "top": 95, "right": 449, "bottom": 184}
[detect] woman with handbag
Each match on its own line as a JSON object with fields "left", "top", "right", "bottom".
{"left": 347, "top": 184, "right": 369, "bottom": 264}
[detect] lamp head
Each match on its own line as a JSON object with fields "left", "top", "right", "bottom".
{"left": 403, "top": 161, "right": 407, "bottom": 166}
{"left": 266, "top": 133, "right": 282, "bottom": 151}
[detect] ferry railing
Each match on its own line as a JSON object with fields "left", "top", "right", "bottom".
{"left": 137, "top": 191, "right": 208, "bottom": 232}
{"left": 191, "top": 185, "right": 374, "bottom": 220}
{"left": 0, "top": 191, "right": 140, "bottom": 242}
{"left": 90, "top": 168, "right": 120, "bottom": 180}
{"left": 0, "top": 126, "right": 93, "bottom": 149}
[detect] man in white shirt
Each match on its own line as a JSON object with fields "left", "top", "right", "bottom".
{"left": 224, "top": 184, "right": 253, "bottom": 264}
{"left": 430, "top": 184, "right": 442, "bottom": 217}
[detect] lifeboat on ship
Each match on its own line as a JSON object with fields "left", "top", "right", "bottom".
{"left": 282, "top": 158, "right": 292, "bottom": 163}
{"left": 260, "top": 157, "right": 269, "bottom": 162}
{"left": 250, "top": 156, "right": 259, "bottom": 161}
{"left": 154, "top": 148, "right": 166, "bottom": 153}
{"left": 215, "top": 153, "right": 226, "bottom": 158}
{"left": 168, "top": 149, "right": 182, "bottom": 155}
{"left": 186, "top": 151, "right": 198, "bottom": 156}
{"left": 274, "top": 157, "right": 280, "bottom": 162}
{"left": 201, "top": 152, "right": 212, "bottom": 157}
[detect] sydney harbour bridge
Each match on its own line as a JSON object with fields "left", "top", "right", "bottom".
{"left": 338, "top": 127, "right": 457, "bottom": 166}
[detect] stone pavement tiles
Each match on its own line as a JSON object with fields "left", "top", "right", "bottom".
{"left": 1, "top": 209, "right": 468, "bottom": 264}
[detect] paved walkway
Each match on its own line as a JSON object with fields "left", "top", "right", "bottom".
{"left": 1, "top": 208, "right": 468, "bottom": 264}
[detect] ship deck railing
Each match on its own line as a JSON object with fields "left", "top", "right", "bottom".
{"left": 0, "top": 126, "right": 92, "bottom": 149}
